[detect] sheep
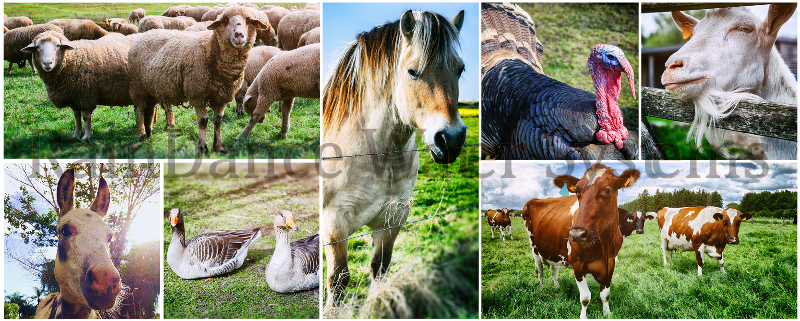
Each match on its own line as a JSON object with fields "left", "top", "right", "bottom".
{"left": 4, "top": 26, "right": 8, "bottom": 33}
{"left": 48, "top": 19, "right": 109, "bottom": 40}
{"left": 183, "top": 6, "right": 213, "bottom": 22}
{"left": 276, "top": 9, "right": 319, "bottom": 51}
{"left": 162, "top": 5, "right": 192, "bottom": 17}
{"left": 260, "top": 4, "right": 276, "bottom": 11}
{"left": 236, "top": 43, "right": 319, "bottom": 140}
{"left": 246, "top": 7, "right": 276, "bottom": 46}
{"left": 5, "top": 16, "right": 33, "bottom": 30}
{"left": 184, "top": 21, "right": 213, "bottom": 32}
{"left": 128, "top": 8, "right": 145, "bottom": 24}
{"left": 297, "top": 26, "right": 319, "bottom": 47}
{"left": 128, "top": 7, "right": 267, "bottom": 154}
{"left": 117, "top": 23, "right": 138, "bottom": 35}
{"left": 4, "top": 24, "right": 64, "bottom": 75}
{"left": 234, "top": 46, "right": 283, "bottom": 114}
{"left": 138, "top": 16, "right": 196, "bottom": 32}
{"left": 21, "top": 30, "right": 137, "bottom": 140}
{"left": 201, "top": 8, "right": 223, "bottom": 22}
{"left": 289, "top": 6, "right": 299, "bottom": 11}
{"left": 105, "top": 18, "right": 127, "bottom": 31}
{"left": 304, "top": 2, "right": 320, "bottom": 10}
{"left": 263, "top": 6, "right": 290, "bottom": 31}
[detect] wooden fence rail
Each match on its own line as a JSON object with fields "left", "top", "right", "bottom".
{"left": 642, "top": 3, "right": 765, "bottom": 13}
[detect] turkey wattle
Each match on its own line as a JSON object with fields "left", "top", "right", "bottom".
{"left": 480, "top": 3, "right": 638, "bottom": 160}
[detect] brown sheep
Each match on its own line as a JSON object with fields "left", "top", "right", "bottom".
{"left": 48, "top": 19, "right": 109, "bottom": 40}
{"left": 263, "top": 6, "right": 289, "bottom": 31}
{"left": 21, "top": 31, "right": 137, "bottom": 139}
{"left": 5, "top": 16, "right": 34, "bottom": 30}
{"left": 304, "top": 2, "right": 320, "bottom": 10}
{"left": 105, "top": 18, "right": 127, "bottom": 31}
{"left": 129, "top": 7, "right": 267, "bottom": 154}
{"left": 236, "top": 43, "right": 319, "bottom": 139}
{"left": 4, "top": 24, "right": 64, "bottom": 75}
{"left": 183, "top": 6, "right": 213, "bottom": 21}
{"left": 276, "top": 9, "right": 319, "bottom": 51}
{"left": 128, "top": 8, "right": 145, "bottom": 24}
{"left": 162, "top": 5, "right": 191, "bottom": 17}
{"left": 138, "top": 16, "right": 196, "bottom": 32}
{"left": 234, "top": 46, "right": 283, "bottom": 114}
{"left": 201, "top": 8, "right": 226, "bottom": 22}
{"left": 297, "top": 27, "right": 319, "bottom": 47}
{"left": 246, "top": 8, "right": 276, "bottom": 46}
{"left": 184, "top": 21, "right": 213, "bottom": 32}
{"left": 260, "top": 4, "right": 276, "bottom": 11}
{"left": 117, "top": 23, "right": 138, "bottom": 35}
{"left": 95, "top": 21, "right": 108, "bottom": 30}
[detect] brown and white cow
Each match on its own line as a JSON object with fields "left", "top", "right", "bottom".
{"left": 614, "top": 208, "right": 655, "bottom": 261}
{"left": 522, "top": 164, "right": 639, "bottom": 319}
{"left": 656, "top": 206, "right": 752, "bottom": 276}
{"left": 487, "top": 208, "right": 513, "bottom": 240}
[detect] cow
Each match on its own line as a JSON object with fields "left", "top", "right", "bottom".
{"left": 614, "top": 208, "right": 655, "bottom": 261}
{"left": 522, "top": 164, "right": 640, "bottom": 319}
{"left": 487, "top": 208, "right": 513, "bottom": 240}
{"left": 656, "top": 206, "right": 753, "bottom": 276}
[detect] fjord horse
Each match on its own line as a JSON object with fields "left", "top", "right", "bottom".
{"left": 35, "top": 169, "right": 121, "bottom": 318}
{"left": 322, "top": 9, "right": 467, "bottom": 307}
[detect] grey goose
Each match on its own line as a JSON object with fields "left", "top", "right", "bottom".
{"left": 265, "top": 210, "right": 320, "bottom": 293}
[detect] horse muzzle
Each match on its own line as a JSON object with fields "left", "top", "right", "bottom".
{"left": 429, "top": 125, "right": 466, "bottom": 164}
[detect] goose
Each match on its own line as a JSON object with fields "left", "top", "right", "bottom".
{"left": 265, "top": 210, "right": 320, "bottom": 293}
{"left": 168, "top": 208, "right": 262, "bottom": 279}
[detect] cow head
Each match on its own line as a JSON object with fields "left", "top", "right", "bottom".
{"left": 554, "top": 165, "right": 640, "bottom": 243}
{"left": 501, "top": 208, "right": 513, "bottom": 218}
{"left": 618, "top": 209, "right": 654, "bottom": 237}
{"left": 716, "top": 206, "right": 752, "bottom": 244}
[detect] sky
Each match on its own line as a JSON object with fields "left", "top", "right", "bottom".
{"left": 3, "top": 164, "right": 162, "bottom": 314}
{"left": 481, "top": 161, "right": 797, "bottom": 210}
{"left": 322, "top": 2, "right": 480, "bottom": 101}
{"left": 642, "top": 5, "right": 797, "bottom": 39}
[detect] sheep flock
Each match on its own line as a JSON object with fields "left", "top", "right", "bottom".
{"left": 3, "top": 3, "right": 321, "bottom": 156}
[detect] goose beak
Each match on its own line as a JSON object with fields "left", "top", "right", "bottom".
{"left": 286, "top": 217, "right": 298, "bottom": 231}
{"left": 170, "top": 214, "right": 178, "bottom": 226}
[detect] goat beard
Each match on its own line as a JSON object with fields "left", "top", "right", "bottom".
{"left": 687, "top": 88, "right": 761, "bottom": 157}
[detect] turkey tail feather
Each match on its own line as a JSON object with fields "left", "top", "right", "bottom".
{"left": 480, "top": 3, "right": 544, "bottom": 74}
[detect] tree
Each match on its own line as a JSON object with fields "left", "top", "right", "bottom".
{"left": 118, "top": 240, "right": 160, "bottom": 318}
{"left": 4, "top": 302, "right": 19, "bottom": 319}
{"left": 4, "top": 292, "right": 36, "bottom": 318}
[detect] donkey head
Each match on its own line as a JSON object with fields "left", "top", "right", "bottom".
{"left": 55, "top": 169, "right": 120, "bottom": 310}
{"left": 395, "top": 10, "right": 468, "bottom": 164}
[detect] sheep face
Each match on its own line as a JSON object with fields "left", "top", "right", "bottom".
{"left": 209, "top": 7, "right": 267, "bottom": 49}
{"left": 21, "top": 31, "right": 73, "bottom": 72}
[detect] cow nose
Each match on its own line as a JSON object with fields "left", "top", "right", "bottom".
{"left": 666, "top": 58, "right": 684, "bottom": 70}
{"left": 727, "top": 237, "right": 739, "bottom": 244}
{"left": 636, "top": 229, "right": 644, "bottom": 234}
{"left": 86, "top": 265, "right": 121, "bottom": 296}
{"left": 569, "top": 228, "right": 588, "bottom": 243}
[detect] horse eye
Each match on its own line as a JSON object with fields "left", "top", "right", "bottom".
{"left": 407, "top": 68, "right": 420, "bottom": 80}
{"left": 60, "top": 225, "right": 71, "bottom": 237}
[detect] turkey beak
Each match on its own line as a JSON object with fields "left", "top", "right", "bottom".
{"left": 286, "top": 217, "right": 298, "bottom": 231}
{"left": 620, "top": 55, "right": 636, "bottom": 100}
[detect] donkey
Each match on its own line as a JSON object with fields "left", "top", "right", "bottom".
{"left": 321, "top": 9, "right": 466, "bottom": 308}
{"left": 661, "top": 4, "right": 797, "bottom": 160}
{"left": 34, "top": 169, "right": 121, "bottom": 319}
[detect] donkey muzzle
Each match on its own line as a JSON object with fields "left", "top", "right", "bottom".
{"left": 81, "top": 262, "right": 121, "bottom": 310}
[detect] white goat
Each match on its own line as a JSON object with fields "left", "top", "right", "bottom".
{"left": 661, "top": 4, "right": 797, "bottom": 160}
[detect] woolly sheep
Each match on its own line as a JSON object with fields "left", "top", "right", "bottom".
{"left": 105, "top": 18, "right": 127, "bottom": 31}
{"left": 201, "top": 8, "right": 224, "bottom": 22}
{"left": 263, "top": 7, "right": 289, "bottom": 31}
{"left": 297, "top": 27, "right": 319, "bottom": 47}
{"left": 48, "top": 19, "right": 109, "bottom": 40}
{"left": 21, "top": 31, "right": 137, "bottom": 140}
{"left": 4, "top": 24, "right": 64, "bottom": 75}
{"left": 276, "top": 9, "right": 319, "bottom": 50}
{"left": 304, "top": 2, "right": 320, "bottom": 10}
{"left": 289, "top": 6, "right": 299, "bottom": 11}
{"left": 128, "top": 7, "right": 267, "bottom": 153}
{"left": 246, "top": 7, "right": 276, "bottom": 46}
{"left": 234, "top": 46, "right": 283, "bottom": 114}
{"left": 236, "top": 43, "right": 319, "bottom": 139}
{"left": 117, "top": 23, "right": 138, "bottom": 35}
{"left": 260, "top": 4, "right": 276, "bottom": 11}
{"left": 5, "top": 16, "right": 33, "bottom": 30}
{"left": 183, "top": 6, "right": 213, "bottom": 21}
{"left": 184, "top": 21, "right": 213, "bottom": 32}
{"left": 138, "top": 16, "right": 196, "bottom": 32}
{"left": 162, "top": 5, "right": 191, "bottom": 17}
{"left": 128, "top": 8, "right": 145, "bottom": 24}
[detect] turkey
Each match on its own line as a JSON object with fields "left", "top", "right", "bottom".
{"left": 480, "top": 3, "right": 638, "bottom": 160}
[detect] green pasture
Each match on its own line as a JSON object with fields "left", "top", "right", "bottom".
{"left": 3, "top": 3, "right": 318, "bottom": 160}
{"left": 163, "top": 163, "right": 319, "bottom": 319}
{"left": 481, "top": 216, "right": 797, "bottom": 318}
{"left": 322, "top": 107, "right": 480, "bottom": 318}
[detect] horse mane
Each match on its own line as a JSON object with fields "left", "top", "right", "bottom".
{"left": 323, "top": 10, "right": 461, "bottom": 129}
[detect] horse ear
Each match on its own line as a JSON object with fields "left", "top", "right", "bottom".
{"left": 671, "top": 11, "right": 698, "bottom": 40}
{"left": 90, "top": 177, "right": 111, "bottom": 218}
{"left": 762, "top": 4, "right": 796, "bottom": 40}
{"left": 451, "top": 10, "right": 464, "bottom": 32}
{"left": 56, "top": 169, "right": 76, "bottom": 218}
{"left": 400, "top": 10, "right": 415, "bottom": 39}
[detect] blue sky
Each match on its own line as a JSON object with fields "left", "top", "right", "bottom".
{"left": 322, "top": 2, "right": 479, "bottom": 101}
{"left": 642, "top": 5, "right": 797, "bottom": 39}
{"left": 481, "top": 161, "right": 797, "bottom": 210}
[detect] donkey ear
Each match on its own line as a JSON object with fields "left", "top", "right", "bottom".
{"left": 56, "top": 168, "right": 76, "bottom": 217}
{"left": 671, "top": 11, "right": 699, "bottom": 40}
{"left": 451, "top": 10, "right": 464, "bottom": 33}
{"left": 762, "top": 4, "right": 796, "bottom": 39}
{"left": 90, "top": 177, "right": 111, "bottom": 218}
{"left": 400, "top": 10, "right": 416, "bottom": 39}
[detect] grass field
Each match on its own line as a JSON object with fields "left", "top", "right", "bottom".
{"left": 163, "top": 163, "right": 319, "bottom": 319}
{"left": 3, "top": 3, "right": 319, "bottom": 160}
{"left": 322, "top": 106, "right": 479, "bottom": 318}
{"left": 648, "top": 117, "right": 750, "bottom": 160}
{"left": 481, "top": 217, "right": 797, "bottom": 319}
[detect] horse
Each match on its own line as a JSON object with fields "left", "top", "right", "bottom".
{"left": 34, "top": 169, "right": 121, "bottom": 319}
{"left": 321, "top": 9, "right": 466, "bottom": 308}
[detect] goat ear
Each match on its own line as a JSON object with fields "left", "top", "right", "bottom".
{"left": 451, "top": 10, "right": 464, "bottom": 33}
{"left": 56, "top": 169, "right": 76, "bottom": 218}
{"left": 89, "top": 177, "right": 111, "bottom": 218}
{"left": 400, "top": 10, "right": 416, "bottom": 40}
{"left": 671, "top": 11, "right": 698, "bottom": 40}
{"left": 553, "top": 175, "right": 580, "bottom": 193}
{"left": 762, "top": 4, "right": 796, "bottom": 39}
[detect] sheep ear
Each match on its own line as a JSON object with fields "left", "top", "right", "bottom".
{"left": 762, "top": 4, "right": 796, "bottom": 40}
{"left": 61, "top": 41, "right": 74, "bottom": 50}
{"left": 208, "top": 17, "right": 227, "bottom": 30}
{"left": 248, "top": 18, "right": 267, "bottom": 30}
{"left": 451, "top": 10, "right": 464, "bottom": 33}
{"left": 671, "top": 11, "right": 698, "bottom": 40}
{"left": 400, "top": 10, "right": 415, "bottom": 40}
{"left": 21, "top": 43, "right": 37, "bottom": 54}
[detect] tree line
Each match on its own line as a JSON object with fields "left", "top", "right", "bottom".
{"left": 620, "top": 188, "right": 797, "bottom": 219}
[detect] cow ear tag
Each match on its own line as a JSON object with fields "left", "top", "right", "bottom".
{"left": 559, "top": 184, "right": 569, "bottom": 197}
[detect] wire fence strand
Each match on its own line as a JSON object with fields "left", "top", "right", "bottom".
{"left": 322, "top": 143, "right": 481, "bottom": 161}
